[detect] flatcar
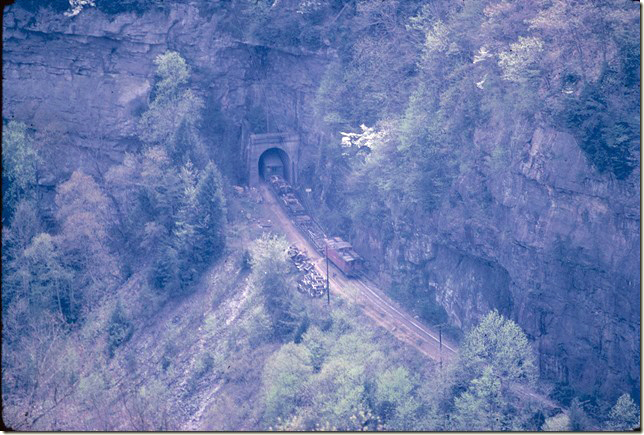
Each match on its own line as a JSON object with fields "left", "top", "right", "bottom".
{"left": 325, "top": 236, "right": 364, "bottom": 278}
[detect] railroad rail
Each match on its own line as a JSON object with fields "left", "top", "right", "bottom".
{"left": 257, "top": 177, "right": 564, "bottom": 415}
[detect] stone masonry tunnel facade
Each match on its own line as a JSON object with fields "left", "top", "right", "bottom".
{"left": 246, "top": 133, "right": 300, "bottom": 186}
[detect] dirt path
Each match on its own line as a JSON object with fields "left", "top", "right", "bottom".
{"left": 259, "top": 184, "right": 456, "bottom": 363}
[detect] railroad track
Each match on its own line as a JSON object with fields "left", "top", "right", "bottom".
{"left": 257, "top": 183, "right": 564, "bottom": 414}
{"left": 258, "top": 183, "right": 456, "bottom": 362}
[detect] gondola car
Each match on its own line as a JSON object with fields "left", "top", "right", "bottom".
{"left": 325, "top": 236, "right": 364, "bottom": 277}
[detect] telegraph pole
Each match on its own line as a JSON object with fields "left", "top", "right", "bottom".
{"left": 439, "top": 324, "right": 443, "bottom": 370}
{"left": 431, "top": 321, "right": 445, "bottom": 370}
{"left": 325, "top": 242, "right": 330, "bottom": 306}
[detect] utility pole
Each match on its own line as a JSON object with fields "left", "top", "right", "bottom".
{"left": 439, "top": 324, "right": 443, "bottom": 370}
{"left": 326, "top": 242, "right": 330, "bottom": 306}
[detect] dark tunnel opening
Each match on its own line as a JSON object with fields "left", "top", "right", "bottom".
{"left": 258, "top": 147, "right": 290, "bottom": 182}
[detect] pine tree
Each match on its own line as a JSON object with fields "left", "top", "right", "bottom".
{"left": 173, "top": 160, "right": 200, "bottom": 290}
{"left": 606, "top": 394, "right": 640, "bottom": 431}
{"left": 194, "top": 161, "right": 227, "bottom": 261}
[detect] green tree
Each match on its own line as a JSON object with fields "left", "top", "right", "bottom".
{"left": 542, "top": 413, "right": 571, "bottom": 431}
{"left": 374, "top": 366, "right": 421, "bottom": 430}
{"left": 302, "top": 327, "right": 385, "bottom": 430}
{"left": 309, "top": 357, "right": 369, "bottom": 429}
{"left": 451, "top": 366, "right": 506, "bottom": 431}
{"left": 2, "top": 121, "right": 41, "bottom": 221}
{"left": 459, "top": 310, "right": 537, "bottom": 388}
{"left": 249, "top": 234, "right": 302, "bottom": 339}
{"left": 568, "top": 397, "right": 592, "bottom": 431}
{"left": 55, "top": 171, "right": 120, "bottom": 311}
{"left": 301, "top": 325, "right": 331, "bottom": 372}
{"left": 171, "top": 159, "right": 227, "bottom": 290}
{"left": 107, "top": 302, "right": 133, "bottom": 358}
{"left": 138, "top": 146, "right": 182, "bottom": 229}
{"left": 606, "top": 393, "right": 640, "bottom": 431}
{"left": 148, "top": 245, "right": 179, "bottom": 294}
{"left": 173, "top": 160, "right": 201, "bottom": 288}
{"left": 55, "top": 171, "right": 116, "bottom": 247}
{"left": 2, "top": 319, "right": 79, "bottom": 430}
{"left": 261, "top": 343, "right": 313, "bottom": 423}
{"left": 105, "top": 147, "right": 182, "bottom": 275}
{"left": 194, "top": 161, "right": 227, "bottom": 261}
{"left": 138, "top": 51, "right": 205, "bottom": 162}
{"left": 15, "top": 233, "right": 73, "bottom": 322}
{"left": 2, "top": 199, "right": 42, "bottom": 264}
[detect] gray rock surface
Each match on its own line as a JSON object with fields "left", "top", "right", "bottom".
{"left": 351, "top": 116, "right": 640, "bottom": 400}
{"left": 3, "top": 3, "right": 327, "bottom": 185}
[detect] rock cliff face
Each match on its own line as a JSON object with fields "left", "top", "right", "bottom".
{"left": 3, "top": 1, "right": 639, "bottom": 402}
{"left": 350, "top": 115, "right": 640, "bottom": 400}
{"left": 3, "top": 2, "right": 326, "bottom": 186}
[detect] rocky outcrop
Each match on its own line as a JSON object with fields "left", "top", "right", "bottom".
{"left": 3, "top": 3, "right": 327, "bottom": 186}
{"left": 351, "top": 115, "right": 640, "bottom": 401}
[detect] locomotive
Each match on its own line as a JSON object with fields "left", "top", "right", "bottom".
{"left": 325, "top": 236, "right": 364, "bottom": 278}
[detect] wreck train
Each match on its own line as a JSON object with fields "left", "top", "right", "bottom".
{"left": 266, "top": 175, "right": 365, "bottom": 278}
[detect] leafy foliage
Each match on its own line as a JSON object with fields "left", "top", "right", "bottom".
{"left": 373, "top": 366, "right": 421, "bottom": 430}
{"left": 249, "top": 234, "right": 303, "bottom": 340}
{"left": 2, "top": 45, "right": 232, "bottom": 432}
{"left": 542, "top": 412, "right": 571, "bottom": 431}
{"left": 451, "top": 366, "right": 506, "bottom": 430}
{"left": 138, "top": 51, "right": 205, "bottom": 164}
{"left": 2, "top": 121, "right": 41, "bottom": 221}
{"left": 459, "top": 310, "right": 537, "bottom": 387}
{"left": 2, "top": 2, "right": 639, "bottom": 431}
{"left": 261, "top": 343, "right": 313, "bottom": 422}
{"left": 107, "top": 303, "right": 133, "bottom": 358}
{"left": 12, "top": 233, "right": 73, "bottom": 322}
{"left": 55, "top": 171, "right": 121, "bottom": 315}
{"left": 606, "top": 394, "right": 640, "bottom": 431}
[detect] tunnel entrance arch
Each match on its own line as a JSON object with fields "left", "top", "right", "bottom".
{"left": 246, "top": 132, "right": 299, "bottom": 186}
{"left": 258, "top": 147, "right": 290, "bottom": 181}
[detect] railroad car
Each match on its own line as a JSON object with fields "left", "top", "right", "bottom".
{"left": 265, "top": 175, "right": 366, "bottom": 278}
{"left": 325, "top": 236, "right": 364, "bottom": 277}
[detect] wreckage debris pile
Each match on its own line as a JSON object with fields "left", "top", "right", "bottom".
{"left": 288, "top": 245, "right": 326, "bottom": 298}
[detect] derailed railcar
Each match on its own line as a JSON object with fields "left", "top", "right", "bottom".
{"left": 326, "top": 237, "right": 364, "bottom": 277}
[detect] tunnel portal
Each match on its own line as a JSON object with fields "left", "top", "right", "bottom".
{"left": 246, "top": 132, "right": 299, "bottom": 186}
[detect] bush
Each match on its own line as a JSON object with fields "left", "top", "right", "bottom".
{"left": 107, "top": 304, "right": 133, "bottom": 358}
{"left": 149, "top": 246, "right": 179, "bottom": 294}
{"left": 186, "top": 352, "right": 215, "bottom": 394}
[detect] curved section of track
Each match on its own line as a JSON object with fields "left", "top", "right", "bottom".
{"left": 258, "top": 183, "right": 563, "bottom": 413}
{"left": 259, "top": 184, "right": 456, "bottom": 362}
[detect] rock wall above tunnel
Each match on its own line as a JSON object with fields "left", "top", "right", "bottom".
{"left": 2, "top": 3, "right": 327, "bottom": 185}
